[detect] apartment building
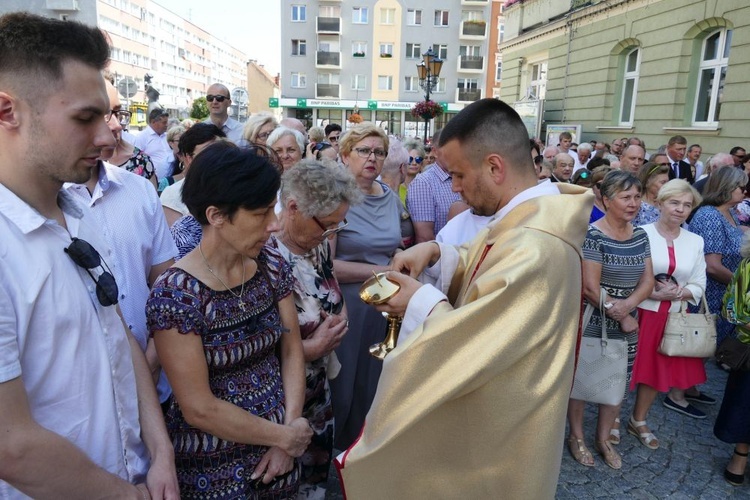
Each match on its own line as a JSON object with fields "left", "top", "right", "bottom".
{"left": 2, "top": 1, "right": 249, "bottom": 127}
{"left": 279, "top": 0, "right": 492, "bottom": 137}
{"left": 499, "top": 0, "right": 750, "bottom": 154}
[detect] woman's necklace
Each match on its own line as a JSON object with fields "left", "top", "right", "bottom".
{"left": 199, "top": 243, "right": 246, "bottom": 311}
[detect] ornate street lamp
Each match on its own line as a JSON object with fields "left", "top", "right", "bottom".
{"left": 416, "top": 47, "right": 444, "bottom": 144}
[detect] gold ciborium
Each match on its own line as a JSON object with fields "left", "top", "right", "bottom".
{"left": 359, "top": 272, "right": 402, "bottom": 360}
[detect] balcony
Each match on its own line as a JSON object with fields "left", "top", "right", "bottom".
{"left": 316, "top": 51, "right": 341, "bottom": 69}
{"left": 461, "top": 0, "right": 488, "bottom": 4}
{"left": 456, "top": 88, "right": 482, "bottom": 102}
{"left": 460, "top": 20, "right": 488, "bottom": 39}
{"left": 316, "top": 83, "right": 340, "bottom": 99}
{"left": 317, "top": 16, "right": 341, "bottom": 34}
{"left": 458, "top": 55, "right": 485, "bottom": 73}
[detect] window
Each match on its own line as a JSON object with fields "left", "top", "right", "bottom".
{"left": 461, "top": 10, "right": 482, "bottom": 22}
{"left": 292, "top": 39, "right": 306, "bottom": 56}
{"left": 353, "top": 7, "right": 369, "bottom": 24}
{"left": 693, "top": 28, "right": 732, "bottom": 125}
{"left": 495, "top": 59, "right": 502, "bottom": 82}
{"left": 320, "top": 6, "right": 340, "bottom": 17}
{"left": 528, "top": 62, "right": 547, "bottom": 100}
{"left": 432, "top": 44, "right": 448, "bottom": 59}
{"left": 380, "top": 8, "right": 395, "bottom": 25}
{"left": 380, "top": 43, "right": 393, "bottom": 57}
{"left": 378, "top": 75, "right": 393, "bottom": 91}
{"left": 619, "top": 48, "right": 640, "bottom": 125}
{"left": 458, "top": 78, "right": 479, "bottom": 90}
{"left": 291, "top": 5, "right": 306, "bottom": 22}
{"left": 434, "top": 10, "right": 449, "bottom": 27}
{"left": 434, "top": 78, "right": 447, "bottom": 93}
{"left": 351, "top": 75, "right": 367, "bottom": 91}
{"left": 291, "top": 73, "right": 306, "bottom": 88}
{"left": 318, "top": 73, "right": 339, "bottom": 85}
{"left": 352, "top": 41, "right": 367, "bottom": 57}
{"left": 407, "top": 9, "right": 422, "bottom": 26}
{"left": 406, "top": 43, "right": 421, "bottom": 59}
{"left": 460, "top": 45, "right": 481, "bottom": 56}
{"left": 404, "top": 76, "right": 419, "bottom": 92}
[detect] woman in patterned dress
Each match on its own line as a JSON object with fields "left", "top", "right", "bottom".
{"left": 689, "top": 166, "right": 749, "bottom": 345}
{"left": 567, "top": 170, "right": 654, "bottom": 470}
{"left": 271, "top": 160, "right": 363, "bottom": 499}
{"left": 147, "top": 142, "right": 312, "bottom": 499}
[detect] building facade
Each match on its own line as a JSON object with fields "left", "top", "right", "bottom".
{"left": 279, "top": 0, "right": 493, "bottom": 138}
{"left": 248, "top": 60, "right": 282, "bottom": 121}
{"left": 499, "top": 0, "right": 749, "bottom": 154}
{"left": 2, "top": 1, "right": 249, "bottom": 128}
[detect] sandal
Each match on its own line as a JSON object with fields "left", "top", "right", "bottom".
{"left": 725, "top": 449, "right": 749, "bottom": 486}
{"left": 567, "top": 436, "right": 594, "bottom": 467}
{"left": 608, "top": 417, "right": 621, "bottom": 445}
{"left": 596, "top": 440, "right": 622, "bottom": 470}
{"left": 627, "top": 416, "right": 659, "bottom": 450}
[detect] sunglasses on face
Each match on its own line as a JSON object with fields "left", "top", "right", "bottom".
{"left": 206, "top": 94, "right": 229, "bottom": 103}
{"left": 64, "top": 237, "right": 119, "bottom": 307}
{"left": 409, "top": 156, "right": 424, "bottom": 164}
{"left": 312, "top": 216, "right": 349, "bottom": 238}
{"left": 328, "top": 135, "right": 339, "bottom": 143}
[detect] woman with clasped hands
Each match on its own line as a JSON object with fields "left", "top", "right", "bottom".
{"left": 146, "top": 142, "right": 312, "bottom": 498}
{"left": 271, "top": 160, "right": 362, "bottom": 497}
{"left": 567, "top": 170, "right": 654, "bottom": 470}
{"left": 629, "top": 179, "right": 707, "bottom": 449}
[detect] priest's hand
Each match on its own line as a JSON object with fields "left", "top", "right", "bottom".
{"left": 390, "top": 242, "right": 441, "bottom": 278}
{"left": 374, "top": 271, "right": 423, "bottom": 316}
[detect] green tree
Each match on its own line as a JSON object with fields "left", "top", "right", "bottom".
{"left": 190, "top": 96, "right": 209, "bottom": 120}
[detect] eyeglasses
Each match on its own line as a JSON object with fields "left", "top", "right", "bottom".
{"left": 409, "top": 156, "right": 424, "bottom": 164}
{"left": 354, "top": 147, "right": 387, "bottom": 160}
{"left": 104, "top": 109, "right": 132, "bottom": 127}
{"left": 206, "top": 94, "right": 229, "bottom": 103}
{"left": 257, "top": 130, "right": 273, "bottom": 141}
{"left": 312, "top": 216, "right": 349, "bottom": 238}
{"left": 327, "top": 135, "right": 339, "bottom": 143}
{"left": 64, "top": 237, "right": 119, "bottom": 306}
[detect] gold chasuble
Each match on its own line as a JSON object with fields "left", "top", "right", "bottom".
{"left": 337, "top": 184, "right": 593, "bottom": 499}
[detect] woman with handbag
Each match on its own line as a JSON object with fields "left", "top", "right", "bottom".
{"left": 629, "top": 180, "right": 708, "bottom": 451}
{"left": 567, "top": 170, "right": 654, "bottom": 469}
{"left": 716, "top": 239, "right": 750, "bottom": 486}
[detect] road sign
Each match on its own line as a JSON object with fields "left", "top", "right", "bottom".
{"left": 269, "top": 97, "right": 279, "bottom": 108}
{"left": 117, "top": 77, "right": 138, "bottom": 98}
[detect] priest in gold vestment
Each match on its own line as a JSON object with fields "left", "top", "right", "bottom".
{"left": 335, "top": 99, "right": 593, "bottom": 499}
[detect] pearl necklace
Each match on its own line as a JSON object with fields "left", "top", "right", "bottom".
{"left": 199, "top": 243, "right": 246, "bottom": 311}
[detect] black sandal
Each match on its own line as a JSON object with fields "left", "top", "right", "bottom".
{"left": 724, "top": 449, "right": 749, "bottom": 486}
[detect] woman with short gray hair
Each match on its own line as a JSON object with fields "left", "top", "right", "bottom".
{"left": 272, "top": 160, "right": 362, "bottom": 498}
{"left": 268, "top": 126, "right": 305, "bottom": 172}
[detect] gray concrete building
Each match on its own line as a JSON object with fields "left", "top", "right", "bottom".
{"left": 279, "top": 0, "right": 493, "bottom": 138}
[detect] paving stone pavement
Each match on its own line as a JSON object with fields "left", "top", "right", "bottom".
{"left": 324, "top": 361, "right": 748, "bottom": 498}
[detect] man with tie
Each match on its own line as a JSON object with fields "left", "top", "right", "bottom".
{"left": 666, "top": 135, "right": 694, "bottom": 183}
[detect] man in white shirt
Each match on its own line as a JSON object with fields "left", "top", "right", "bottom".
{"left": 134, "top": 108, "right": 173, "bottom": 179}
{"left": 203, "top": 83, "right": 245, "bottom": 145}
{"left": 66, "top": 78, "right": 179, "bottom": 406}
{"left": 0, "top": 12, "right": 177, "bottom": 499}
{"left": 573, "top": 142, "right": 593, "bottom": 172}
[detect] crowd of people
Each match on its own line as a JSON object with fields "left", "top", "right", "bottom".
{"left": 2, "top": 12, "right": 750, "bottom": 500}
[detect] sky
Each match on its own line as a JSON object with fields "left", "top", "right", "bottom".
{"left": 154, "top": 0, "right": 282, "bottom": 76}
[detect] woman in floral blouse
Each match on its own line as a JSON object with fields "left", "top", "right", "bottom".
{"left": 271, "top": 160, "right": 362, "bottom": 499}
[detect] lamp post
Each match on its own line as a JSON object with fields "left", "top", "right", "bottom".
{"left": 416, "top": 47, "right": 444, "bottom": 145}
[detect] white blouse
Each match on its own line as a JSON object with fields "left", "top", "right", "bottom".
{"left": 638, "top": 223, "right": 707, "bottom": 313}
